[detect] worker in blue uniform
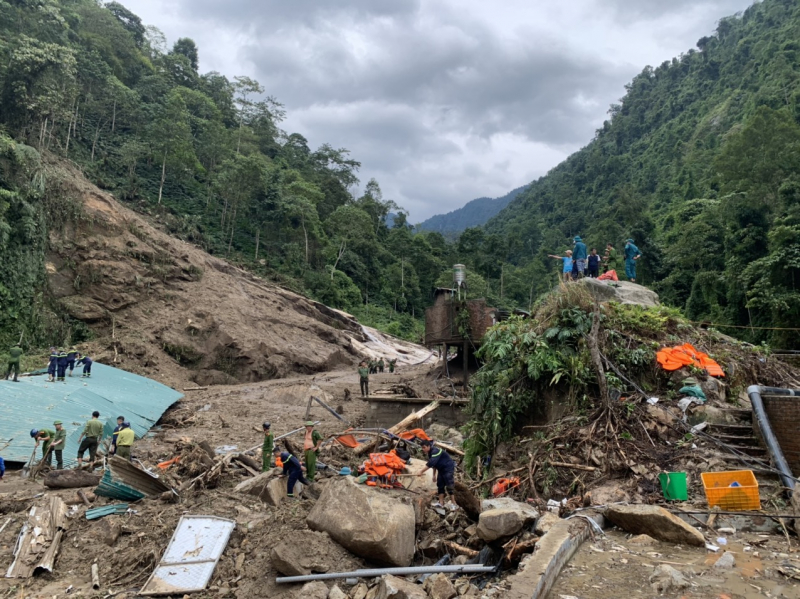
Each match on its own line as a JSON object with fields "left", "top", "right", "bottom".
{"left": 56, "top": 348, "right": 68, "bottom": 382}
{"left": 418, "top": 440, "right": 458, "bottom": 511}
{"left": 66, "top": 347, "right": 78, "bottom": 377}
{"left": 273, "top": 446, "right": 309, "bottom": 498}
{"left": 47, "top": 347, "right": 57, "bottom": 382}
{"left": 77, "top": 354, "right": 93, "bottom": 377}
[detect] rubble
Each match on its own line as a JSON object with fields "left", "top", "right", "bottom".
{"left": 423, "top": 573, "right": 458, "bottom": 599}
{"left": 306, "top": 476, "right": 416, "bottom": 566}
{"left": 477, "top": 507, "right": 537, "bottom": 542}
{"left": 378, "top": 574, "right": 428, "bottom": 599}
{"left": 649, "top": 564, "right": 689, "bottom": 593}
{"left": 298, "top": 581, "right": 329, "bottom": 599}
{"left": 270, "top": 531, "right": 345, "bottom": 576}
{"left": 534, "top": 512, "right": 561, "bottom": 536}
{"left": 713, "top": 551, "right": 736, "bottom": 569}
{"left": 605, "top": 505, "right": 705, "bottom": 547}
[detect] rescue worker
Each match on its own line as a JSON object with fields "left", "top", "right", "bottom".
{"left": 0, "top": 454, "right": 5, "bottom": 481}
{"left": 603, "top": 243, "right": 619, "bottom": 273}
{"left": 358, "top": 361, "right": 370, "bottom": 397}
{"left": 273, "top": 446, "right": 309, "bottom": 498}
{"left": 56, "top": 348, "right": 68, "bottom": 382}
{"left": 31, "top": 428, "right": 54, "bottom": 465}
{"left": 262, "top": 422, "right": 274, "bottom": 472}
{"left": 572, "top": 236, "right": 588, "bottom": 280}
{"left": 5, "top": 342, "right": 22, "bottom": 382}
{"left": 47, "top": 347, "right": 57, "bottom": 382}
{"left": 378, "top": 357, "right": 385, "bottom": 373}
{"left": 51, "top": 420, "right": 67, "bottom": 469}
{"left": 77, "top": 353, "right": 92, "bottom": 377}
{"left": 114, "top": 422, "right": 134, "bottom": 461}
{"left": 624, "top": 238, "right": 642, "bottom": 282}
{"left": 76, "top": 411, "right": 103, "bottom": 469}
{"left": 388, "top": 358, "right": 396, "bottom": 373}
{"left": 303, "top": 421, "right": 323, "bottom": 482}
{"left": 66, "top": 347, "right": 78, "bottom": 377}
{"left": 418, "top": 440, "right": 457, "bottom": 511}
{"left": 110, "top": 416, "right": 125, "bottom": 454}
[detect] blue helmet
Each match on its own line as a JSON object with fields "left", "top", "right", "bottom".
{"left": 30, "top": 429, "right": 39, "bottom": 438}
{"left": 122, "top": 421, "right": 131, "bottom": 428}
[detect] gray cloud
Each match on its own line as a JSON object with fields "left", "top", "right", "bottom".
{"left": 123, "top": 0, "right": 756, "bottom": 220}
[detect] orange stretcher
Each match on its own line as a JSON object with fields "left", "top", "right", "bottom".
{"left": 656, "top": 343, "right": 725, "bottom": 377}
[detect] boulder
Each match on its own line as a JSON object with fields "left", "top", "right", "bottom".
{"left": 578, "top": 278, "right": 659, "bottom": 307}
{"left": 534, "top": 512, "right": 561, "bottom": 536}
{"left": 713, "top": 551, "right": 736, "bottom": 569}
{"left": 234, "top": 469, "right": 285, "bottom": 505}
{"left": 306, "top": 476, "right": 416, "bottom": 566}
{"left": 649, "top": 564, "right": 688, "bottom": 593}
{"left": 378, "top": 575, "right": 428, "bottom": 599}
{"left": 351, "top": 584, "right": 369, "bottom": 599}
{"left": 477, "top": 507, "right": 537, "bottom": 542}
{"left": 328, "top": 586, "right": 347, "bottom": 599}
{"left": 297, "top": 581, "right": 328, "bottom": 599}
{"left": 424, "top": 573, "right": 457, "bottom": 599}
{"left": 605, "top": 505, "right": 705, "bottom": 546}
{"left": 628, "top": 534, "right": 657, "bottom": 546}
{"left": 481, "top": 497, "right": 539, "bottom": 519}
{"left": 270, "top": 531, "right": 342, "bottom": 576}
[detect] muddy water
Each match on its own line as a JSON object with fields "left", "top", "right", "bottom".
{"left": 550, "top": 529, "right": 800, "bottom": 598}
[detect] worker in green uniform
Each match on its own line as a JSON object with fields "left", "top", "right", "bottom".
{"left": 31, "top": 428, "right": 55, "bottom": 465}
{"left": 378, "top": 357, "right": 385, "bottom": 373}
{"left": 303, "top": 421, "right": 323, "bottom": 482}
{"left": 358, "top": 361, "right": 370, "bottom": 397}
{"left": 77, "top": 411, "right": 104, "bottom": 469}
{"left": 114, "top": 422, "right": 134, "bottom": 461}
{"left": 388, "top": 358, "right": 397, "bottom": 373}
{"left": 5, "top": 342, "right": 22, "bottom": 382}
{"left": 603, "top": 243, "right": 619, "bottom": 273}
{"left": 50, "top": 421, "right": 67, "bottom": 469}
{"left": 262, "top": 422, "right": 274, "bottom": 471}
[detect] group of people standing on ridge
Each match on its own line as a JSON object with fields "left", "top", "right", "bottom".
{"left": 550, "top": 237, "right": 642, "bottom": 283}
{"left": 357, "top": 356, "right": 399, "bottom": 398}
{"left": 27, "top": 411, "right": 135, "bottom": 471}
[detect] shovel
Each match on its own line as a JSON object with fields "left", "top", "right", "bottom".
{"left": 21, "top": 446, "right": 37, "bottom": 478}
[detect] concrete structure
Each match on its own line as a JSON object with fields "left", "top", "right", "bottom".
{"left": 365, "top": 396, "right": 468, "bottom": 430}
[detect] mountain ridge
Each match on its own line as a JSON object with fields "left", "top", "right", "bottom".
{"left": 416, "top": 186, "right": 527, "bottom": 234}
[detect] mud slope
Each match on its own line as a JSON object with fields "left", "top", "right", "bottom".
{"left": 45, "top": 166, "right": 367, "bottom": 386}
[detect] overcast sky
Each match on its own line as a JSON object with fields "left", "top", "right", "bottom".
{"left": 124, "top": 0, "right": 755, "bottom": 222}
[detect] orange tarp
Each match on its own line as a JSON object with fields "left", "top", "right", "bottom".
{"left": 362, "top": 452, "right": 407, "bottom": 488}
{"left": 656, "top": 343, "right": 725, "bottom": 377}
{"left": 598, "top": 270, "right": 619, "bottom": 281}
{"left": 399, "top": 429, "right": 431, "bottom": 442}
{"left": 335, "top": 434, "right": 359, "bottom": 448}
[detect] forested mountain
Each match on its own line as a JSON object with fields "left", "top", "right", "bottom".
{"left": 445, "top": 0, "right": 800, "bottom": 348}
{"left": 0, "top": 0, "right": 455, "bottom": 346}
{"left": 416, "top": 186, "right": 527, "bottom": 236}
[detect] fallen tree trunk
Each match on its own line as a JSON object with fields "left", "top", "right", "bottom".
{"left": 43, "top": 470, "right": 102, "bottom": 489}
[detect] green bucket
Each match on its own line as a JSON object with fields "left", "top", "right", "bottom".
{"left": 659, "top": 472, "right": 688, "bottom": 501}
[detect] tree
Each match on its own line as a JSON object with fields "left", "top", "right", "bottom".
{"left": 148, "top": 90, "right": 198, "bottom": 204}
{"left": 213, "top": 154, "right": 268, "bottom": 255}
{"left": 105, "top": 2, "right": 146, "bottom": 48}
{"left": 172, "top": 38, "right": 199, "bottom": 72}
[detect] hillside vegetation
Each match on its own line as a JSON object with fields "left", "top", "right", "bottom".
{"left": 416, "top": 186, "right": 527, "bottom": 237}
{"left": 0, "top": 0, "right": 454, "bottom": 347}
{"left": 447, "top": 0, "right": 800, "bottom": 348}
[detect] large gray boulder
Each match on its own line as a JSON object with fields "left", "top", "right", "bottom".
{"left": 477, "top": 504, "right": 539, "bottom": 542}
{"left": 306, "top": 476, "right": 416, "bottom": 566}
{"left": 605, "top": 504, "right": 705, "bottom": 546}
{"left": 578, "top": 278, "right": 659, "bottom": 307}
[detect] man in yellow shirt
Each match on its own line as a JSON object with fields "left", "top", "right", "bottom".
{"left": 114, "top": 422, "right": 135, "bottom": 461}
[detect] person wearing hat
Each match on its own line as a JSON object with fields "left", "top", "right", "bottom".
{"left": 46, "top": 347, "right": 57, "bottom": 382}
{"left": 624, "top": 238, "right": 642, "bottom": 282}
{"left": 303, "top": 421, "right": 323, "bottom": 482}
{"left": 77, "top": 411, "right": 103, "bottom": 469}
{"left": 262, "top": 422, "right": 274, "bottom": 472}
{"left": 417, "top": 440, "right": 458, "bottom": 511}
{"left": 31, "top": 428, "right": 54, "bottom": 466}
{"left": 56, "top": 348, "right": 68, "bottom": 382}
{"left": 114, "top": 422, "right": 135, "bottom": 461}
{"left": 4, "top": 342, "right": 23, "bottom": 382}
{"left": 273, "top": 446, "right": 309, "bottom": 498}
{"left": 50, "top": 421, "right": 67, "bottom": 469}
{"left": 572, "top": 236, "right": 588, "bottom": 280}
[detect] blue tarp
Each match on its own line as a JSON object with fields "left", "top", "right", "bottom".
{"left": 0, "top": 363, "right": 183, "bottom": 466}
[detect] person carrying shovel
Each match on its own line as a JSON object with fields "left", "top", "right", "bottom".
{"left": 30, "top": 428, "right": 55, "bottom": 467}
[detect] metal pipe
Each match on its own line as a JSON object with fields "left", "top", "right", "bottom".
{"left": 747, "top": 385, "right": 797, "bottom": 496}
{"left": 276, "top": 564, "right": 495, "bottom": 584}
{"left": 419, "top": 555, "right": 450, "bottom": 583}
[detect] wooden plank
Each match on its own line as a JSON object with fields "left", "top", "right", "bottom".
{"left": 354, "top": 401, "right": 440, "bottom": 456}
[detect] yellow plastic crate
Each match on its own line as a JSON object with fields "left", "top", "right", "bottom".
{"left": 700, "top": 470, "right": 760, "bottom": 511}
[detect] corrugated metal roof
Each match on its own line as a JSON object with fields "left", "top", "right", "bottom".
{"left": 0, "top": 363, "right": 183, "bottom": 466}
{"left": 96, "top": 455, "right": 172, "bottom": 500}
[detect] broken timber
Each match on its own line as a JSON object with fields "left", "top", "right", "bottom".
{"left": 6, "top": 496, "right": 68, "bottom": 578}
{"left": 354, "top": 401, "right": 440, "bottom": 456}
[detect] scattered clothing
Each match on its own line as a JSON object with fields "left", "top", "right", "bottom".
{"left": 679, "top": 385, "right": 707, "bottom": 401}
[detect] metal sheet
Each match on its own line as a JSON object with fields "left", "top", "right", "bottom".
{"left": 0, "top": 363, "right": 183, "bottom": 466}
{"left": 139, "top": 515, "right": 235, "bottom": 596}
{"left": 5, "top": 496, "right": 68, "bottom": 578}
